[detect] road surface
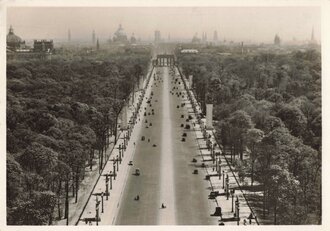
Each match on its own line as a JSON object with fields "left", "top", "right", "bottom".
{"left": 115, "top": 66, "right": 217, "bottom": 225}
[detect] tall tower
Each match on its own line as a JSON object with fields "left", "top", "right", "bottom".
{"left": 202, "top": 32, "right": 207, "bottom": 43}
{"left": 68, "top": 29, "right": 71, "bottom": 42}
{"left": 154, "top": 30, "right": 161, "bottom": 43}
{"left": 241, "top": 42, "right": 244, "bottom": 54}
{"left": 96, "top": 38, "right": 100, "bottom": 50}
{"left": 310, "top": 26, "right": 317, "bottom": 45}
{"left": 92, "top": 30, "right": 96, "bottom": 44}
{"left": 213, "top": 30, "right": 218, "bottom": 43}
{"left": 311, "top": 26, "right": 315, "bottom": 41}
{"left": 274, "top": 34, "right": 281, "bottom": 46}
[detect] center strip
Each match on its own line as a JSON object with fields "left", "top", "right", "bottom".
{"left": 159, "top": 67, "right": 177, "bottom": 225}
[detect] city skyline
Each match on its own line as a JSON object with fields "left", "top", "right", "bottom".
{"left": 7, "top": 7, "right": 320, "bottom": 44}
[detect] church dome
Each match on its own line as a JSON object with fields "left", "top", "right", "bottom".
{"left": 7, "top": 26, "right": 22, "bottom": 43}
{"left": 115, "top": 24, "right": 126, "bottom": 37}
{"left": 113, "top": 24, "right": 128, "bottom": 43}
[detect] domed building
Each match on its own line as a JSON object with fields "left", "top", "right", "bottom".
{"left": 274, "top": 34, "right": 281, "bottom": 46}
{"left": 192, "top": 33, "right": 201, "bottom": 44}
{"left": 7, "top": 25, "right": 26, "bottom": 51}
{"left": 130, "top": 33, "right": 137, "bottom": 44}
{"left": 113, "top": 24, "right": 128, "bottom": 43}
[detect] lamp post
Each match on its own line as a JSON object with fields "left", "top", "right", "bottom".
{"left": 118, "top": 144, "right": 122, "bottom": 163}
{"left": 113, "top": 162, "right": 116, "bottom": 180}
{"left": 212, "top": 143, "right": 215, "bottom": 164}
{"left": 218, "top": 158, "right": 222, "bottom": 180}
{"left": 215, "top": 157, "right": 218, "bottom": 172}
{"left": 122, "top": 142, "right": 125, "bottom": 157}
{"left": 235, "top": 196, "right": 240, "bottom": 225}
{"left": 95, "top": 196, "right": 100, "bottom": 226}
{"left": 100, "top": 192, "right": 104, "bottom": 213}
{"left": 222, "top": 170, "right": 225, "bottom": 189}
{"left": 123, "top": 133, "right": 127, "bottom": 150}
{"left": 116, "top": 155, "right": 119, "bottom": 171}
{"left": 230, "top": 189, "right": 235, "bottom": 212}
{"left": 226, "top": 174, "right": 229, "bottom": 200}
{"left": 109, "top": 171, "right": 113, "bottom": 189}
{"left": 104, "top": 175, "right": 109, "bottom": 200}
{"left": 126, "top": 132, "right": 129, "bottom": 145}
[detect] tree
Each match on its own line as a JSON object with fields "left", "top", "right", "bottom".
{"left": 7, "top": 153, "right": 23, "bottom": 206}
{"left": 276, "top": 104, "right": 307, "bottom": 138}
{"left": 245, "top": 128, "right": 264, "bottom": 186}
{"left": 19, "top": 142, "right": 58, "bottom": 176}
{"left": 228, "top": 110, "right": 253, "bottom": 160}
{"left": 267, "top": 165, "right": 301, "bottom": 225}
{"left": 8, "top": 191, "right": 56, "bottom": 225}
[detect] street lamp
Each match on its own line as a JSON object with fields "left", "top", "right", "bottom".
{"left": 116, "top": 155, "right": 119, "bottom": 171}
{"left": 118, "top": 145, "right": 122, "bottom": 164}
{"left": 226, "top": 174, "right": 229, "bottom": 200}
{"left": 215, "top": 157, "right": 218, "bottom": 172}
{"left": 109, "top": 171, "right": 113, "bottom": 189}
{"left": 113, "top": 162, "right": 116, "bottom": 180}
{"left": 122, "top": 135, "right": 126, "bottom": 150}
{"left": 125, "top": 133, "right": 129, "bottom": 146}
{"left": 235, "top": 196, "right": 240, "bottom": 225}
{"left": 104, "top": 175, "right": 109, "bottom": 200}
{"left": 230, "top": 189, "right": 235, "bottom": 212}
{"left": 101, "top": 192, "right": 104, "bottom": 213}
{"left": 218, "top": 158, "right": 222, "bottom": 180}
{"left": 95, "top": 196, "right": 100, "bottom": 226}
{"left": 222, "top": 170, "right": 225, "bottom": 189}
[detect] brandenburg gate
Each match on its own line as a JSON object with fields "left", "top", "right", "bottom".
{"left": 152, "top": 54, "right": 176, "bottom": 67}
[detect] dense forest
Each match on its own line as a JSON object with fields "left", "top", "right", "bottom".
{"left": 177, "top": 48, "right": 321, "bottom": 224}
{"left": 6, "top": 49, "right": 150, "bottom": 225}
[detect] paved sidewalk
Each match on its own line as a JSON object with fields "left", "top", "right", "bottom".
{"left": 77, "top": 65, "right": 155, "bottom": 225}
{"left": 54, "top": 135, "right": 118, "bottom": 225}
{"left": 176, "top": 67, "right": 259, "bottom": 226}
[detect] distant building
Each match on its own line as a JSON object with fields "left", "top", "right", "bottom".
{"left": 192, "top": 33, "right": 201, "bottom": 44}
{"left": 92, "top": 30, "right": 96, "bottom": 44}
{"left": 96, "top": 38, "right": 100, "bottom": 50}
{"left": 213, "top": 30, "right": 218, "bottom": 43}
{"left": 181, "top": 49, "right": 199, "bottom": 54}
{"left": 113, "top": 24, "right": 128, "bottom": 43}
{"left": 274, "top": 34, "right": 281, "bottom": 46}
{"left": 33, "top": 40, "right": 54, "bottom": 53}
{"left": 6, "top": 25, "right": 26, "bottom": 51}
{"left": 310, "top": 26, "right": 317, "bottom": 45}
{"left": 155, "top": 30, "right": 161, "bottom": 43}
{"left": 202, "top": 32, "right": 207, "bottom": 43}
{"left": 130, "top": 33, "right": 137, "bottom": 44}
{"left": 68, "top": 29, "right": 71, "bottom": 42}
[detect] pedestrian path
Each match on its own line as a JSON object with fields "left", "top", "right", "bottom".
{"left": 175, "top": 66, "right": 259, "bottom": 226}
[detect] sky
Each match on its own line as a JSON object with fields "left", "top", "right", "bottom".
{"left": 6, "top": 7, "right": 321, "bottom": 43}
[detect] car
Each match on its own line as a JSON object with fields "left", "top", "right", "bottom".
{"left": 208, "top": 191, "right": 220, "bottom": 199}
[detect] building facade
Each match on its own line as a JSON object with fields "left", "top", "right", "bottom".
{"left": 33, "top": 40, "right": 54, "bottom": 53}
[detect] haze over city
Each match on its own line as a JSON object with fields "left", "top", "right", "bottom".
{"left": 7, "top": 7, "right": 320, "bottom": 44}
{"left": 4, "top": 1, "right": 324, "bottom": 227}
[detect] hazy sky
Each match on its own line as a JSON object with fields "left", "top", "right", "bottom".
{"left": 7, "top": 7, "right": 320, "bottom": 43}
